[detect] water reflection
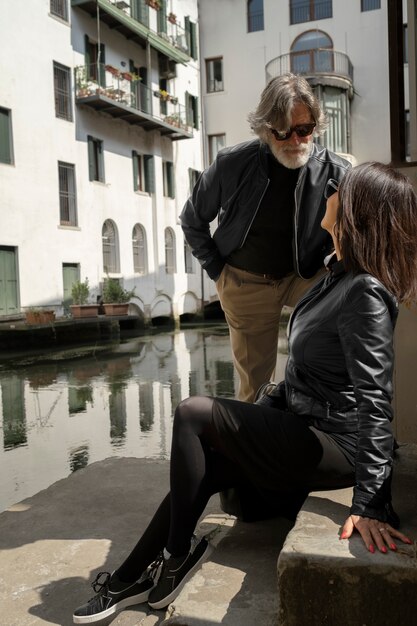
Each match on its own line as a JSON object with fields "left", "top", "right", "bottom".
{"left": 0, "top": 326, "right": 240, "bottom": 513}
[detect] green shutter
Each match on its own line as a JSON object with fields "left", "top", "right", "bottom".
{"left": 99, "top": 43, "right": 106, "bottom": 86}
{"left": 87, "top": 135, "right": 94, "bottom": 181}
{"left": 132, "top": 150, "right": 139, "bottom": 191}
{"left": 158, "top": 0, "right": 167, "bottom": 33}
{"left": 193, "top": 96, "right": 199, "bottom": 130}
{"left": 0, "top": 108, "right": 13, "bottom": 164}
{"left": 168, "top": 162, "right": 175, "bottom": 198}
{"left": 98, "top": 140, "right": 105, "bottom": 182}
{"left": 137, "top": 0, "right": 149, "bottom": 26}
{"left": 144, "top": 155, "right": 155, "bottom": 193}
{"left": 190, "top": 20, "right": 198, "bottom": 60}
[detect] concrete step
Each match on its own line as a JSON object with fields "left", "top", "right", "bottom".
{"left": 277, "top": 443, "right": 417, "bottom": 626}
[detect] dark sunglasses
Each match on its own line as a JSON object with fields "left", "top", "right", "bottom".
{"left": 324, "top": 178, "right": 339, "bottom": 200}
{"left": 268, "top": 123, "right": 316, "bottom": 141}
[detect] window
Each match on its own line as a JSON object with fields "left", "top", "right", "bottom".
{"left": 315, "top": 85, "right": 350, "bottom": 155}
{"left": 208, "top": 134, "right": 226, "bottom": 163}
{"left": 50, "top": 0, "right": 68, "bottom": 21}
{"left": 186, "top": 93, "right": 199, "bottom": 130}
{"left": 206, "top": 58, "right": 223, "bottom": 93}
{"left": 163, "top": 161, "right": 175, "bottom": 198}
{"left": 132, "top": 224, "right": 147, "bottom": 274}
{"left": 361, "top": 0, "right": 380, "bottom": 11}
{"left": 132, "top": 151, "right": 145, "bottom": 192}
{"left": 53, "top": 62, "right": 72, "bottom": 121}
{"left": 58, "top": 162, "right": 77, "bottom": 226}
{"left": 185, "top": 16, "right": 198, "bottom": 59}
{"left": 0, "top": 107, "right": 14, "bottom": 165}
{"left": 404, "top": 24, "right": 408, "bottom": 64}
{"left": 290, "top": 0, "right": 332, "bottom": 25}
{"left": 188, "top": 168, "right": 201, "bottom": 194}
{"left": 85, "top": 35, "right": 105, "bottom": 85}
{"left": 184, "top": 240, "right": 194, "bottom": 274}
{"left": 291, "top": 30, "right": 333, "bottom": 74}
{"left": 88, "top": 135, "right": 105, "bottom": 182}
{"left": 102, "top": 220, "right": 119, "bottom": 273}
{"left": 248, "top": 0, "right": 264, "bottom": 32}
{"left": 144, "top": 154, "right": 155, "bottom": 192}
{"left": 165, "top": 228, "right": 176, "bottom": 274}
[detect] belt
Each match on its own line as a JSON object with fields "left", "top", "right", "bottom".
{"left": 243, "top": 270, "right": 284, "bottom": 280}
{"left": 229, "top": 265, "right": 285, "bottom": 281}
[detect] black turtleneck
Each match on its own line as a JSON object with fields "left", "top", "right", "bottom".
{"left": 227, "top": 153, "right": 300, "bottom": 277}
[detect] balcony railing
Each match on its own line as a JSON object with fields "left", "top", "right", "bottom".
{"left": 266, "top": 50, "right": 354, "bottom": 84}
{"left": 74, "top": 64, "right": 193, "bottom": 140}
{"left": 72, "top": 0, "right": 190, "bottom": 62}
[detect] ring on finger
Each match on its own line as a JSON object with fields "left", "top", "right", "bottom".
{"left": 379, "top": 527, "right": 386, "bottom": 532}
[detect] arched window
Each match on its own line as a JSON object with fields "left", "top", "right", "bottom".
{"left": 290, "top": 30, "right": 333, "bottom": 75}
{"left": 247, "top": 0, "right": 264, "bottom": 32}
{"left": 102, "top": 219, "right": 120, "bottom": 274}
{"left": 132, "top": 224, "right": 147, "bottom": 274}
{"left": 184, "top": 240, "right": 194, "bottom": 274}
{"left": 164, "top": 227, "right": 176, "bottom": 274}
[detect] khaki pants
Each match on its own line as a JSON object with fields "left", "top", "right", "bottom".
{"left": 216, "top": 264, "right": 324, "bottom": 402}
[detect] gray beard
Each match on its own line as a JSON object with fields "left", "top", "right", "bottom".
{"left": 268, "top": 140, "right": 312, "bottom": 169}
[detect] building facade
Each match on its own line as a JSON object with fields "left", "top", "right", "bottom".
{"left": 0, "top": 0, "right": 202, "bottom": 324}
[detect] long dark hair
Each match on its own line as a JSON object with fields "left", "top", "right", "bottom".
{"left": 337, "top": 162, "right": 417, "bottom": 301}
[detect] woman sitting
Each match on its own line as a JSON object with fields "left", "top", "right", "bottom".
{"left": 73, "top": 162, "right": 417, "bottom": 624}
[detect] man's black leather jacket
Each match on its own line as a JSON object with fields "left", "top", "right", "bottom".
{"left": 180, "top": 139, "right": 351, "bottom": 280}
{"left": 283, "top": 261, "right": 398, "bottom": 521}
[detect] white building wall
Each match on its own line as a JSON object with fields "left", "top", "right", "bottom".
{"left": 198, "top": 0, "right": 391, "bottom": 163}
{"left": 0, "top": 0, "right": 203, "bottom": 319}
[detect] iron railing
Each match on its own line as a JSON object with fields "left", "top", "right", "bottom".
{"left": 107, "top": 0, "right": 189, "bottom": 55}
{"left": 265, "top": 50, "right": 353, "bottom": 83}
{"left": 74, "top": 64, "right": 192, "bottom": 133}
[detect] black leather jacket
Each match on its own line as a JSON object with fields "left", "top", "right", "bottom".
{"left": 180, "top": 139, "right": 351, "bottom": 280}
{"left": 283, "top": 260, "right": 398, "bottom": 520}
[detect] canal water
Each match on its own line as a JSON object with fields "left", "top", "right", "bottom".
{"left": 0, "top": 325, "right": 289, "bottom": 514}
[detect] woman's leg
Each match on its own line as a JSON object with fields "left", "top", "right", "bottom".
{"left": 116, "top": 396, "right": 240, "bottom": 581}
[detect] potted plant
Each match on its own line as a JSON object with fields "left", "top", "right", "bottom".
{"left": 70, "top": 278, "right": 100, "bottom": 318}
{"left": 25, "top": 307, "right": 56, "bottom": 325}
{"left": 146, "top": 0, "right": 161, "bottom": 9}
{"left": 168, "top": 12, "right": 177, "bottom": 24}
{"left": 102, "top": 278, "right": 135, "bottom": 316}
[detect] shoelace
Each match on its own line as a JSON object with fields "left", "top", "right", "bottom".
{"left": 91, "top": 571, "right": 111, "bottom": 595}
{"left": 147, "top": 553, "right": 164, "bottom": 582}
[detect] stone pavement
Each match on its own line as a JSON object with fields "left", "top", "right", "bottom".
{"left": 0, "top": 457, "right": 293, "bottom": 626}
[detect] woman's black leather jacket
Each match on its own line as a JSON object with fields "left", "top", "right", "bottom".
{"left": 180, "top": 139, "right": 351, "bottom": 280}
{"left": 282, "top": 260, "right": 398, "bottom": 520}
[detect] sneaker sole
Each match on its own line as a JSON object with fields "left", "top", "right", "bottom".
{"left": 73, "top": 588, "right": 152, "bottom": 624}
{"left": 148, "top": 542, "right": 213, "bottom": 610}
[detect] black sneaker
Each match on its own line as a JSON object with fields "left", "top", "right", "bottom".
{"left": 73, "top": 571, "right": 153, "bottom": 624}
{"left": 147, "top": 536, "right": 212, "bottom": 610}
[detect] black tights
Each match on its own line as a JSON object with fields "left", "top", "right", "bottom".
{"left": 116, "top": 396, "right": 241, "bottom": 582}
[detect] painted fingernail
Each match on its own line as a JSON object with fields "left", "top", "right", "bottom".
{"left": 390, "top": 544, "right": 397, "bottom": 551}
{"left": 340, "top": 532, "right": 348, "bottom": 539}
{"left": 405, "top": 538, "right": 413, "bottom": 544}
{"left": 369, "top": 544, "right": 375, "bottom": 553}
{"left": 381, "top": 546, "right": 387, "bottom": 553}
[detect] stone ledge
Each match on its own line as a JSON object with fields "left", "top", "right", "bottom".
{"left": 277, "top": 443, "right": 417, "bottom": 626}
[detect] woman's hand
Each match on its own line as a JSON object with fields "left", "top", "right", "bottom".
{"left": 340, "top": 515, "right": 413, "bottom": 553}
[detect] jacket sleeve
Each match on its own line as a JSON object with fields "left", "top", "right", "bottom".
{"left": 337, "top": 277, "right": 397, "bottom": 521}
{"left": 180, "top": 156, "right": 225, "bottom": 281}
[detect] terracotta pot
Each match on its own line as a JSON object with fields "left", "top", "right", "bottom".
{"left": 103, "top": 303, "right": 129, "bottom": 316}
{"left": 70, "top": 304, "right": 100, "bottom": 318}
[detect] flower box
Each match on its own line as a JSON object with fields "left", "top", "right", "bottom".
{"left": 70, "top": 304, "right": 100, "bottom": 318}
{"left": 102, "top": 303, "right": 129, "bottom": 316}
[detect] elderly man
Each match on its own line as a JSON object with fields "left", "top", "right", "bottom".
{"left": 181, "top": 73, "right": 351, "bottom": 402}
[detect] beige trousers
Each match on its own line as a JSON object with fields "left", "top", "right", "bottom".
{"left": 216, "top": 264, "right": 324, "bottom": 402}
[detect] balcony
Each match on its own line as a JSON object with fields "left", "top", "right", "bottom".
{"left": 71, "top": 0, "right": 189, "bottom": 63}
{"left": 265, "top": 49, "right": 353, "bottom": 91}
{"left": 75, "top": 64, "right": 193, "bottom": 140}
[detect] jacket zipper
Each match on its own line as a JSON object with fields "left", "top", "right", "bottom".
{"left": 238, "top": 177, "right": 270, "bottom": 248}
{"left": 293, "top": 164, "right": 307, "bottom": 277}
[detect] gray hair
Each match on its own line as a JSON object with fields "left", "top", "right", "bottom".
{"left": 248, "top": 73, "right": 328, "bottom": 142}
